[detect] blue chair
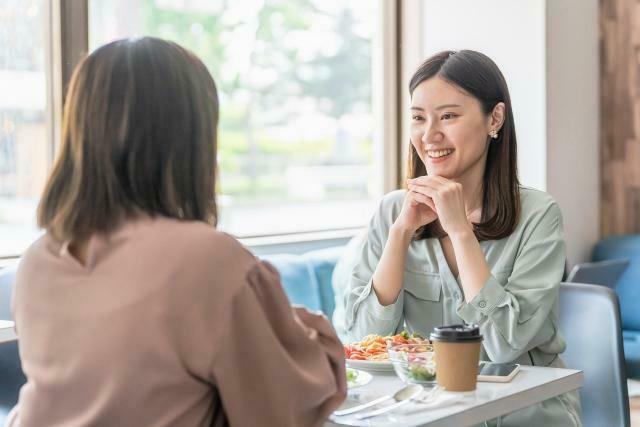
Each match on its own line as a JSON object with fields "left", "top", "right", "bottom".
{"left": 300, "top": 246, "right": 344, "bottom": 318}
{"left": 566, "top": 259, "right": 630, "bottom": 289}
{"left": 559, "top": 282, "right": 630, "bottom": 427}
{"left": 261, "top": 245, "right": 344, "bottom": 318}
{"left": 0, "top": 266, "right": 25, "bottom": 424}
{"left": 592, "top": 235, "right": 640, "bottom": 377}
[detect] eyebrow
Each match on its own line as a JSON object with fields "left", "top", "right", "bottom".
{"left": 411, "top": 104, "right": 463, "bottom": 111}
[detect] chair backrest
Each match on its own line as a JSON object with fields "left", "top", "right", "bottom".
{"left": 592, "top": 236, "right": 640, "bottom": 330}
{"left": 260, "top": 246, "right": 343, "bottom": 317}
{"left": 0, "top": 266, "right": 25, "bottom": 422}
{"left": 260, "top": 253, "right": 324, "bottom": 313}
{"left": 559, "top": 282, "right": 630, "bottom": 427}
{"left": 566, "top": 259, "right": 630, "bottom": 289}
{"left": 0, "top": 266, "right": 18, "bottom": 321}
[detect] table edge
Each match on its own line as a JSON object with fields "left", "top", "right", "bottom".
{"left": 420, "top": 369, "right": 584, "bottom": 427}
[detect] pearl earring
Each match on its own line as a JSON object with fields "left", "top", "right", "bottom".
{"left": 489, "top": 129, "right": 498, "bottom": 139}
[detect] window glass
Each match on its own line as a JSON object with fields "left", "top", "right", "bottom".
{"left": 0, "top": 0, "right": 48, "bottom": 257}
{"left": 90, "top": 0, "right": 381, "bottom": 237}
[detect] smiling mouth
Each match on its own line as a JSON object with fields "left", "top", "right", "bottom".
{"left": 427, "top": 148, "right": 454, "bottom": 159}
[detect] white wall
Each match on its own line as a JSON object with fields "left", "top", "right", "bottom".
{"left": 545, "top": 0, "right": 600, "bottom": 265}
{"left": 422, "top": 0, "right": 547, "bottom": 190}
{"left": 413, "top": 0, "right": 599, "bottom": 265}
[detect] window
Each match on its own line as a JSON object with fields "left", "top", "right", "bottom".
{"left": 89, "top": 0, "right": 385, "bottom": 238}
{"left": 0, "top": 0, "right": 50, "bottom": 257}
{"left": 0, "top": 0, "right": 397, "bottom": 258}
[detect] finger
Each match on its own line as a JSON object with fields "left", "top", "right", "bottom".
{"left": 407, "top": 191, "right": 418, "bottom": 205}
{"left": 428, "top": 176, "right": 465, "bottom": 198}
{"left": 423, "top": 175, "right": 450, "bottom": 186}
{"left": 408, "top": 183, "right": 439, "bottom": 200}
{"left": 409, "top": 189, "right": 430, "bottom": 205}
{"left": 407, "top": 175, "right": 433, "bottom": 186}
{"left": 407, "top": 177, "right": 443, "bottom": 193}
{"left": 421, "top": 195, "right": 437, "bottom": 212}
{"left": 410, "top": 179, "right": 462, "bottom": 201}
{"left": 406, "top": 192, "right": 419, "bottom": 206}
{"left": 408, "top": 175, "right": 456, "bottom": 191}
{"left": 425, "top": 196, "right": 436, "bottom": 211}
{"left": 410, "top": 191, "right": 436, "bottom": 210}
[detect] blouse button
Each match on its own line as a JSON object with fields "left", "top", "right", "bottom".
{"left": 454, "top": 292, "right": 460, "bottom": 300}
{"left": 478, "top": 300, "right": 487, "bottom": 308}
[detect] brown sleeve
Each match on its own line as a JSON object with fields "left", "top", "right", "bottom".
{"left": 211, "top": 260, "right": 347, "bottom": 427}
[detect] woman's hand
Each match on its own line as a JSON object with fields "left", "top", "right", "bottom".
{"left": 406, "top": 176, "right": 473, "bottom": 237}
{"left": 393, "top": 188, "right": 438, "bottom": 234}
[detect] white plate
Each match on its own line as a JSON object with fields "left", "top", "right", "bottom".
{"left": 346, "top": 358, "right": 394, "bottom": 372}
{"left": 347, "top": 368, "right": 373, "bottom": 389}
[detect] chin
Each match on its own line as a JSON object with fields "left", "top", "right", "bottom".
{"left": 426, "top": 164, "right": 456, "bottom": 178}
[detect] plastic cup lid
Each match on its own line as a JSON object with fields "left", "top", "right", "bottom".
{"left": 430, "top": 324, "right": 483, "bottom": 342}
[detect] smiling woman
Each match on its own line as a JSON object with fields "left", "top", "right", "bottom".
{"left": 407, "top": 51, "right": 519, "bottom": 242}
{"left": 344, "top": 50, "right": 582, "bottom": 426}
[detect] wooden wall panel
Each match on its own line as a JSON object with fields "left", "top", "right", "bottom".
{"left": 601, "top": 0, "right": 640, "bottom": 236}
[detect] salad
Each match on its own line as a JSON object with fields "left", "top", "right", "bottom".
{"left": 346, "top": 368, "right": 359, "bottom": 385}
{"left": 407, "top": 362, "right": 436, "bottom": 381}
{"left": 387, "top": 342, "right": 437, "bottom": 384}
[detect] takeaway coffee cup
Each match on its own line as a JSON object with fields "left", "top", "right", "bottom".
{"left": 430, "top": 324, "right": 483, "bottom": 392}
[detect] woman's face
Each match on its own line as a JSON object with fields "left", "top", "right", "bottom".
{"left": 410, "top": 76, "right": 494, "bottom": 181}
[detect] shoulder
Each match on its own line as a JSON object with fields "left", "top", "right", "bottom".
{"left": 129, "top": 216, "right": 259, "bottom": 280}
{"left": 373, "top": 189, "right": 406, "bottom": 223}
{"left": 363, "top": 189, "right": 406, "bottom": 240}
{"left": 154, "top": 215, "right": 253, "bottom": 257}
{"left": 518, "top": 186, "right": 562, "bottom": 219}
{"left": 517, "top": 186, "right": 563, "bottom": 232}
{"left": 17, "top": 234, "right": 54, "bottom": 278}
{"left": 380, "top": 189, "right": 406, "bottom": 209}
{"left": 519, "top": 186, "right": 557, "bottom": 209}
{"left": 148, "top": 216, "right": 241, "bottom": 247}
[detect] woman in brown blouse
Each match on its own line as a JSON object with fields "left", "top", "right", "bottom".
{"left": 8, "top": 37, "right": 346, "bottom": 427}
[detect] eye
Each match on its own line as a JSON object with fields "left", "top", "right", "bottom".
{"left": 441, "top": 113, "right": 458, "bottom": 120}
{"left": 412, "top": 115, "right": 424, "bottom": 122}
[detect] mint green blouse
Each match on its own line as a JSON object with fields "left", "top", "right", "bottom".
{"left": 344, "top": 186, "right": 581, "bottom": 427}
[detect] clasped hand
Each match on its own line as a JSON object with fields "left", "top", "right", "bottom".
{"left": 397, "top": 176, "right": 474, "bottom": 236}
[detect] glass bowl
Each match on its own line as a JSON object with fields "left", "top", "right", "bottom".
{"left": 387, "top": 343, "right": 436, "bottom": 385}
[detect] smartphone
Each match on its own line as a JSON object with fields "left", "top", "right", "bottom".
{"left": 477, "top": 362, "right": 520, "bottom": 382}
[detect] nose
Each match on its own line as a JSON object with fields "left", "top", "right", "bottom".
{"left": 420, "top": 122, "right": 443, "bottom": 145}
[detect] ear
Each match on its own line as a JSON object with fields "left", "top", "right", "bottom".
{"left": 489, "top": 102, "right": 506, "bottom": 132}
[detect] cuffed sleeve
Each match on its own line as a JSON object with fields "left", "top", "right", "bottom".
{"left": 212, "top": 261, "right": 347, "bottom": 427}
{"left": 346, "top": 277, "right": 404, "bottom": 341}
{"left": 456, "top": 202, "right": 566, "bottom": 363}
{"left": 457, "top": 275, "right": 509, "bottom": 321}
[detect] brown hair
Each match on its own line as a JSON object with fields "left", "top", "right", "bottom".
{"left": 408, "top": 50, "right": 520, "bottom": 241}
{"left": 38, "top": 37, "right": 219, "bottom": 242}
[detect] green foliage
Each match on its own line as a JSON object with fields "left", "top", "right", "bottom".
{"left": 140, "top": 0, "right": 371, "bottom": 122}
{"left": 137, "top": 0, "right": 374, "bottom": 198}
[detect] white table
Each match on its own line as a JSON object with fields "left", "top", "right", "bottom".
{"left": 327, "top": 366, "right": 583, "bottom": 427}
{"left": 0, "top": 320, "right": 17, "bottom": 344}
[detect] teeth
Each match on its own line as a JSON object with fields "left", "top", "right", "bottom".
{"left": 427, "top": 149, "right": 453, "bottom": 158}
